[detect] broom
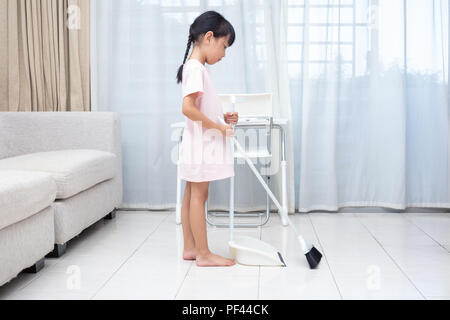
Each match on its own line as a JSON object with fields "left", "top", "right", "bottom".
{"left": 218, "top": 116, "right": 322, "bottom": 269}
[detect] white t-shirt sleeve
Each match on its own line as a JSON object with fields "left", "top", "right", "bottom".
{"left": 182, "top": 66, "right": 204, "bottom": 98}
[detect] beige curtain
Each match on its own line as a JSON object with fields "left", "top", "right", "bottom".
{"left": 0, "top": 0, "right": 90, "bottom": 112}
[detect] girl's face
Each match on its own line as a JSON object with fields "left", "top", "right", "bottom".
{"left": 203, "top": 32, "right": 230, "bottom": 65}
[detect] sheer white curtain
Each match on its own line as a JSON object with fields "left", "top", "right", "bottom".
{"left": 93, "top": 0, "right": 449, "bottom": 213}
{"left": 295, "top": 0, "right": 450, "bottom": 211}
{"left": 92, "top": 0, "right": 296, "bottom": 212}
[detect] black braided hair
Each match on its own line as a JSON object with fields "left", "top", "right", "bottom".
{"left": 183, "top": 35, "right": 193, "bottom": 64}
{"left": 176, "top": 11, "right": 235, "bottom": 84}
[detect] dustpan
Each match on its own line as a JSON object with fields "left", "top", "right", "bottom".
{"left": 229, "top": 236, "right": 286, "bottom": 266}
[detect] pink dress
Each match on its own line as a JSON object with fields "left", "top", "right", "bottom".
{"left": 179, "top": 59, "right": 235, "bottom": 183}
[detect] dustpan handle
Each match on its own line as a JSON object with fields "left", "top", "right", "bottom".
{"left": 229, "top": 168, "right": 234, "bottom": 242}
{"left": 228, "top": 96, "right": 236, "bottom": 243}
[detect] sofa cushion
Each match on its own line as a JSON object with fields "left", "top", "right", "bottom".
{"left": 0, "top": 149, "right": 117, "bottom": 199}
{"left": 0, "top": 170, "right": 56, "bottom": 230}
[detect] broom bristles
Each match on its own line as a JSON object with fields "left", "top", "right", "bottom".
{"left": 305, "top": 246, "right": 322, "bottom": 269}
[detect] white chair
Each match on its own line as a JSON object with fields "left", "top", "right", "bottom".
{"left": 218, "top": 93, "right": 274, "bottom": 159}
{"left": 205, "top": 93, "right": 279, "bottom": 228}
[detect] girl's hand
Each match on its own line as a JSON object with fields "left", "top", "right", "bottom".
{"left": 218, "top": 124, "right": 234, "bottom": 137}
{"left": 224, "top": 112, "right": 239, "bottom": 125}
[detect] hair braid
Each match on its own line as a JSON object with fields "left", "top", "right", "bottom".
{"left": 183, "top": 35, "right": 193, "bottom": 65}
{"left": 176, "top": 35, "right": 193, "bottom": 84}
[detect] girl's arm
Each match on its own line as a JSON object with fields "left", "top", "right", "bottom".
{"left": 182, "top": 93, "right": 233, "bottom": 136}
{"left": 182, "top": 94, "right": 217, "bottom": 130}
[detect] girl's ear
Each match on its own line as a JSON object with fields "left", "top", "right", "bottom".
{"left": 204, "top": 31, "right": 214, "bottom": 43}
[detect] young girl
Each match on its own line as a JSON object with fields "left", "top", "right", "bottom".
{"left": 176, "top": 11, "right": 238, "bottom": 267}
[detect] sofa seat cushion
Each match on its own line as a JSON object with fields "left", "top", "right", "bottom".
{"left": 0, "top": 149, "right": 117, "bottom": 199}
{"left": 0, "top": 170, "right": 56, "bottom": 230}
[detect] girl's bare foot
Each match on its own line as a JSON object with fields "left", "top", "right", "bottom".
{"left": 183, "top": 249, "right": 197, "bottom": 260}
{"left": 196, "top": 253, "right": 235, "bottom": 267}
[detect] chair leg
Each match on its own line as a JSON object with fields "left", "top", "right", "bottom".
{"left": 266, "top": 176, "right": 270, "bottom": 215}
{"left": 46, "top": 243, "right": 67, "bottom": 258}
{"left": 176, "top": 162, "right": 182, "bottom": 225}
{"left": 22, "top": 258, "right": 45, "bottom": 274}
{"left": 229, "top": 175, "right": 234, "bottom": 241}
{"left": 175, "top": 131, "right": 183, "bottom": 225}
{"left": 280, "top": 160, "right": 289, "bottom": 226}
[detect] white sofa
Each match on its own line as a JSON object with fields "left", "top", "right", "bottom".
{"left": 0, "top": 112, "right": 123, "bottom": 286}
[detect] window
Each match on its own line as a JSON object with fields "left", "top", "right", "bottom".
{"left": 287, "top": 0, "right": 374, "bottom": 79}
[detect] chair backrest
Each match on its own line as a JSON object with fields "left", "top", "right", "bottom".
{"left": 218, "top": 93, "right": 273, "bottom": 117}
{"left": 217, "top": 93, "right": 280, "bottom": 176}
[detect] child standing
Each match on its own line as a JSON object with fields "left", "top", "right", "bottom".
{"left": 176, "top": 11, "right": 238, "bottom": 267}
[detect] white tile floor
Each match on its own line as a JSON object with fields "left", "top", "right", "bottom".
{"left": 1, "top": 210, "right": 450, "bottom": 300}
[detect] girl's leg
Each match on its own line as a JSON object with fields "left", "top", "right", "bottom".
{"left": 181, "top": 181, "right": 196, "bottom": 260}
{"left": 190, "top": 181, "right": 235, "bottom": 267}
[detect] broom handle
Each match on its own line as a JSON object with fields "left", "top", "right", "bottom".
{"left": 233, "top": 135, "right": 311, "bottom": 251}
{"left": 219, "top": 116, "right": 311, "bottom": 253}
